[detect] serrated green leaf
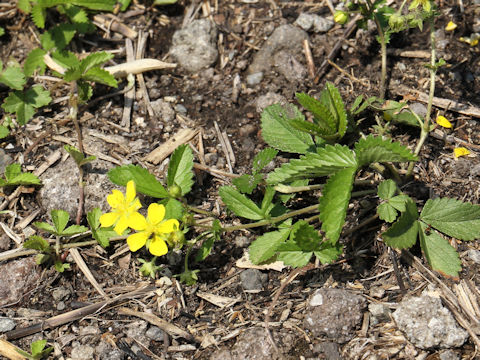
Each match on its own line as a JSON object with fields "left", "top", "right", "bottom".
{"left": 219, "top": 186, "right": 264, "bottom": 220}
{"left": 260, "top": 186, "right": 275, "bottom": 215}
{"left": 249, "top": 227, "right": 291, "bottom": 264}
{"left": 355, "top": 135, "right": 417, "bottom": 167}
{"left": 3, "top": 86, "right": 51, "bottom": 125}
{"left": 108, "top": 165, "right": 168, "bottom": 198}
{"left": 291, "top": 220, "right": 322, "bottom": 252}
{"left": 62, "top": 225, "right": 88, "bottom": 236}
{"left": 261, "top": 103, "right": 314, "bottom": 154}
{"left": 71, "top": 0, "right": 115, "bottom": 11}
{"left": 0, "top": 126, "right": 9, "bottom": 139}
{"left": 319, "top": 166, "right": 356, "bottom": 244}
{"left": 64, "top": 5, "right": 93, "bottom": 33}
{"left": 77, "top": 80, "right": 93, "bottom": 102}
{"left": 64, "top": 145, "right": 84, "bottom": 165}
{"left": 164, "top": 197, "right": 184, "bottom": 220}
{"left": 232, "top": 174, "right": 262, "bottom": 194}
{"left": 25, "top": 85, "right": 51, "bottom": 108}
{"left": 377, "top": 202, "right": 398, "bottom": 222}
{"left": 167, "top": 144, "right": 194, "bottom": 196}
{"left": 325, "top": 82, "right": 347, "bottom": 137}
{"left": 154, "top": 0, "right": 177, "bottom": 4}
{"left": 419, "top": 222, "right": 461, "bottom": 278}
{"left": 383, "top": 200, "right": 419, "bottom": 248}
{"left": 350, "top": 95, "right": 363, "bottom": 113}
{"left": 377, "top": 179, "right": 396, "bottom": 200}
{"left": 389, "top": 195, "right": 409, "bottom": 212}
{"left": 4, "top": 163, "right": 21, "bottom": 180}
{"left": 24, "top": 48, "right": 47, "bottom": 77}
{"left": 63, "top": 67, "right": 82, "bottom": 82}
{"left": 289, "top": 118, "right": 336, "bottom": 138}
{"left": 0, "top": 65, "right": 26, "bottom": 90}
{"left": 31, "top": 339, "right": 48, "bottom": 355}
{"left": 54, "top": 260, "right": 70, "bottom": 272}
{"left": 83, "top": 67, "right": 118, "bottom": 87}
{"left": 88, "top": 208, "right": 116, "bottom": 247}
{"left": 314, "top": 242, "right": 343, "bottom": 264}
{"left": 51, "top": 209, "right": 69, "bottom": 233}
{"left": 277, "top": 240, "right": 313, "bottom": 268}
{"left": 118, "top": 0, "right": 131, "bottom": 11}
{"left": 17, "top": 0, "right": 32, "bottom": 13}
{"left": 40, "top": 24, "right": 77, "bottom": 51}
{"left": 296, "top": 92, "right": 336, "bottom": 134}
{"left": 252, "top": 147, "right": 278, "bottom": 174}
{"left": 23, "top": 235, "right": 50, "bottom": 252}
{"left": 31, "top": 3, "right": 46, "bottom": 28}
{"left": 420, "top": 198, "right": 480, "bottom": 240}
{"left": 7, "top": 172, "right": 42, "bottom": 186}
{"left": 79, "top": 51, "right": 114, "bottom": 73}
{"left": 34, "top": 221, "right": 56, "bottom": 234}
{"left": 51, "top": 50, "right": 80, "bottom": 69}
{"left": 267, "top": 144, "right": 356, "bottom": 184}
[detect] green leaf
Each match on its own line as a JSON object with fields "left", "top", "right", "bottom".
{"left": 24, "top": 48, "right": 47, "bottom": 77}
{"left": 419, "top": 222, "right": 461, "bottom": 278}
{"left": 51, "top": 209, "right": 69, "bottom": 233}
{"left": 325, "top": 82, "right": 348, "bottom": 137}
{"left": 87, "top": 208, "right": 116, "bottom": 247}
{"left": 249, "top": 227, "right": 291, "bottom": 264}
{"left": 295, "top": 92, "right": 336, "bottom": 134}
{"left": 0, "top": 65, "right": 26, "bottom": 90}
{"left": 2, "top": 163, "right": 41, "bottom": 186}
{"left": 118, "top": 0, "right": 131, "bottom": 11}
{"left": 195, "top": 219, "right": 221, "bottom": 261}
{"left": 153, "top": 0, "right": 177, "bottom": 4}
{"left": 219, "top": 186, "right": 264, "bottom": 220}
{"left": 0, "top": 27, "right": 4, "bottom": 37}
{"left": 164, "top": 198, "right": 184, "bottom": 220}
{"left": 252, "top": 147, "right": 278, "bottom": 174}
{"left": 64, "top": 145, "right": 95, "bottom": 167}
{"left": 232, "top": 173, "right": 262, "bottom": 194}
{"left": 314, "top": 242, "right": 343, "bottom": 264}
{"left": 267, "top": 144, "right": 357, "bottom": 184}
{"left": 377, "top": 179, "right": 396, "bottom": 200}
{"left": 0, "top": 126, "right": 10, "bottom": 139}
{"left": 260, "top": 186, "right": 276, "bottom": 215}
{"left": 54, "top": 260, "right": 70, "bottom": 272}
{"left": 64, "top": 5, "right": 94, "bottom": 33}
{"left": 82, "top": 67, "right": 117, "bottom": 87}
{"left": 2, "top": 86, "right": 51, "bottom": 125}
{"left": 51, "top": 50, "right": 80, "bottom": 69}
{"left": 34, "top": 221, "right": 56, "bottom": 234}
{"left": 383, "top": 200, "right": 419, "bottom": 249}
{"left": 77, "top": 80, "right": 93, "bottom": 102}
{"left": 289, "top": 118, "right": 336, "bottom": 138}
{"left": 4, "top": 163, "right": 21, "bottom": 180}
{"left": 17, "top": 0, "right": 32, "bottom": 13}
{"left": 355, "top": 135, "right": 417, "bottom": 167}
{"left": 25, "top": 85, "right": 51, "bottom": 108}
{"left": 31, "top": 339, "right": 48, "bottom": 355}
{"left": 108, "top": 165, "right": 168, "bottom": 198}
{"left": 167, "top": 144, "right": 194, "bottom": 196}
{"left": 377, "top": 202, "right": 398, "bottom": 222}
{"left": 389, "top": 194, "right": 409, "bottom": 212}
{"left": 291, "top": 220, "right": 322, "bottom": 252}
{"left": 420, "top": 198, "right": 480, "bottom": 240}
{"left": 79, "top": 52, "right": 114, "bottom": 73}
{"left": 71, "top": 0, "right": 116, "bottom": 11}
{"left": 40, "top": 24, "right": 77, "bottom": 51}
{"left": 62, "top": 225, "right": 88, "bottom": 236}
{"left": 277, "top": 240, "right": 313, "bottom": 268}
{"left": 31, "top": 3, "right": 46, "bottom": 28}
{"left": 319, "top": 166, "right": 357, "bottom": 244}
{"left": 23, "top": 235, "right": 50, "bottom": 252}
{"left": 261, "top": 103, "right": 314, "bottom": 153}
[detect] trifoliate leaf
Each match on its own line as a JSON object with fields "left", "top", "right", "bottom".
{"left": 355, "top": 135, "right": 417, "bottom": 167}
{"left": 266, "top": 144, "right": 356, "bottom": 184}
{"left": 252, "top": 147, "right": 278, "bottom": 174}
{"left": 108, "top": 164, "right": 168, "bottom": 198}
{"left": 377, "top": 179, "right": 397, "bottom": 200}
{"left": 51, "top": 209, "right": 70, "bottom": 234}
{"left": 389, "top": 195, "right": 409, "bottom": 212}
{"left": 319, "top": 166, "right": 356, "bottom": 244}
{"left": 219, "top": 186, "right": 264, "bottom": 220}
{"left": 2, "top": 163, "right": 41, "bottom": 186}
{"left": 232, "top": 173, "right": 262, "bottom": 194}
{"left": 261, "top": 103, "right": 314, "bottom": 154}
{"left": 249, "top": 227, "right": 291, "bottom": 264}
{"left": 62, "top": 224, "right": 88, "bottom": 236}
{"left": 24, "top": 48, "right": 47, "bottom": 77}
{"left": 2, "top": 86, "right": 51, "bottom": 125}
{"left": 277, "top": 240, "right": 313, "bottom": 268}
{"left": 40, "top": 24, "right": 77, "bottom": 51}
{"left": 419, "top": 222, "right": 461, "bottom": 278}
{"left": 0, "top": 65, "right": 26, "bottom": 90}
{"left": 453, "top": 147, "right": 470, "bottom": 158}
{"left": 83, "top": 67, "right": 117, "bottom": 87}
{"left": 377, "top": 202, "right": 398, "bottom": 222}
{"left": 167, "top": 144, "right": 194, "bottom": 196}
{"left": 383, "top": 200, "right": 419, "bottom": 248}
{"left": 420, "top": 198, "right": 480, "bottom": 240}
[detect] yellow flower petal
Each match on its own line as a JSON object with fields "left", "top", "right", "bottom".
{"left": 128, "top": 212, "right": 148, "bottom": 231}
{"left": 125, "top": 180, "right": 136, "bottom": 203}
{"left": 114, "top": 215, "right": 130, "bottom": 235}
{"left": 157, "top": 219, "right": 180, "bottom": 234}
{"left": 127, "top": 232, "right": 149, "bottom": 252}
{"left": 454, "top": 147, "right": 470, "bottom": 158}
{"left": 99, "top": 212, "right": 118, "bottom": 228}
{"left": 149, "top": 235, "right": 169, "bottom": 256}
{"left": 148, "top": 203, "right": 166, "bottom": 225}
{"left": 445, "top": 21, "right": 457, "bottom": 31}
{"left": 107, "top": 190, "right": 124, "bottom": 208}
{"left": 436, "top": 115, "right": 452, "bottom": 129}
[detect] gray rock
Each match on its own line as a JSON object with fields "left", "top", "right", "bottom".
{"left": 240, "top": 269, "right": 267, "bottom": 291}
{"left": 467, "top": 249, "right": 480, "bottom": 264}
{"left": 255, "top": 92, "right": 287, "bottom": 114}
{"left": 409, "top": 102, "right": 427, "bottom": 119}
{"left": 71, "top": 344, "right": 95, "bottom": 360}
{"left": 52, "top": 287, "right": 70, "bottom": 302}
{"left": 151, "top": 99, "right": 175, "bottom": 122}
{"left": 368, "top": 303, "right": 391, "bottom": 326}
{"left": 295, "top": 13, "right": 334, "bottom": 33}
{"left": 146, "top": 326, "right": 165, "bottom": 341}
{"left": 392, "top": 289, "right": 468, "bottom": 349}
{"left": 57, "top": 301, "right": 66, "bottom": 311}
{"left": 234, "top": 236, "right": 250, "bottom": 248}
{"left": 0, "top": 258, "right": 39, "bottom": 306}
{"left": 312, "top": 342, "right": 341, "bottom": 359}
{"left": 439, "top": 349, "right": 460, "bottom": 360}
{"left": 248, "top": 24, "right": 308, "bottom": 76}
{"left": 230, "top": 327, "right": 294, "bottom": 359}
{"left": 175, "top": 104, "right": 187, "bottom": 114}
{"left": 304, "top": 288, "right": 366, "bottom": 343}
{"left": 0, "top": 318, "right": 15, "bottom": 332}
{"left": 246, "top": 72, "right": 263, "bottom": 86}
{"left": 95, "top": 341, "right": 125, "bottom": 360}
{"left": 210, "top": 349, "right": 232, "bottom": 360}
{"left": 273, "top": 50, "right": 307, "bottom": 82}
{"left": 170, "top": 19, "right": 218, "bottom": 72}
{"left": 126, "top": 320, "right": 149, "bottom": 344}
{"left": 0, "top": 149, "right": 13, "bottom": 175}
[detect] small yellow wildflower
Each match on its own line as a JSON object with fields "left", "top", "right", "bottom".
{"left": 445, "top": 21, "right": 457, "bottom": 32}
{"left": 409, "top": 0, "right": 431, "bottom": 12}
{"left": 454, "top": 147, "right": 470, "bottom": 158}
{"left": 127, "top": 203, "right": 179, "bottom": 256}
{"left": 100, "top": 180, "right": 142, "bottom": 235}
{"left": 436, "top": 115, "right": 452, "bottom": 129}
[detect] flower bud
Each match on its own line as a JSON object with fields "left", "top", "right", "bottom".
{"left": 388, "top": 13, "right": 405, "bottom": 32}
{"left": 168, "top": 184, "right": 182, "bottom": 198}
{"left": 334, "top": 11, "right": 349, "bottom": 25}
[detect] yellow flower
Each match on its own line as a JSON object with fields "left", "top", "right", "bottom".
{"left": 127, "top": 203, "right": 179, "bottom": 256}
{"left": 445, "top": 21, "right": 457, "bottom": 32}
{"left": 409, "top": 0, "right": 431, "bottom": 12}
{"left": 436, "top": 115, "right": 452, "bottom": 129}
{"left": 100, "top": 180, "right": 142, "bottom": 235}
{"left": 454, "top": 147, "right": 470, "bottom": 158}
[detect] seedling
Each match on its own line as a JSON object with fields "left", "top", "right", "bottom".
{"left": 16, "top": 339, "right": 53, "bottom": 360}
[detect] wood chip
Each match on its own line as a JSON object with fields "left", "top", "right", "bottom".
{"left": 236, "top": 251, "right": 285, "bottom": 272}
{"left": 144, "top": 128, "right": 199, "bottom": 164}
{"left": 93, "top": 14, "right": 138, "bottom": 39}
{"left": 196, "top": 291, "right": 240, "bottom": 308}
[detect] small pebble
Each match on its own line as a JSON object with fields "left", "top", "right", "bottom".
{"left": 146, "top": 326, "right": 166, "bottom": 341}
{"left": 467, "top": 249, "right": 480, "bottom": 264}
{"left": 0, "top": 318, "right": 15, "bottom": 332}
{"left": 175, "top": 104, "right": 187, "bottom": 114}
{"left": 246, "top": 72, "right": 263, "bottom": 86}
{"left": 240, "top": 269, "right": 267, "bottom": 291}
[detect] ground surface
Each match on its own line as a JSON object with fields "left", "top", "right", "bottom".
{"left": 1, "top": 0, "right": 480, "bottom": 359}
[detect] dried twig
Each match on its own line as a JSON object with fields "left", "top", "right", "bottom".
{"left": 120, "top": 38, "right": 136, "bottom": 131}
